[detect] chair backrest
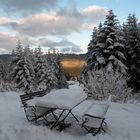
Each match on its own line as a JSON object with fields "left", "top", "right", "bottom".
{"left": 20, "top": 90, "right": 46, "bottom": 107}
{"left": 25, "top": 90, "right": 46, "bottom": 97}
{"left": 102, "top": 95, "right": 112, "bottom": 115}
{"left": 105, "top": 95, "right": 112, "bottom": 111}
{"left": 20, "top": 94, "right": 32, "bottom": 107}
{"left": 107, "top": 95, "right": 112, "bottom": 106}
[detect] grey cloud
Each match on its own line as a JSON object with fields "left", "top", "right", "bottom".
{"left": 0, "top": 0, "right": 58, "bottom": 15}
{"left": 39, "top": 38, "right": 59, "bottom": 48}
{"left": 2, "top": 12, "right": 82, "bottom": 36}
{"left": 61, "top": 47, "right": 71, "bottom": 52}
{"left": 71, "top": 45, "right": 83, "bottom": 52}
{"left": 0, "top": 33, "right": 36, "bottom": 54}
{"left": 39, "top": 38, "right": 83, "bottom": 53}
{"left": 0, "top": 33, "right": 16, "bottom": 53}
{"left": 0, "top": 1, "right": 107, "bottom": 37}
{"left": 82, "top": 5, "right": 108, "bottom": 24}
{"left": 2, "top": 21, "right": 19, "bottom": 30}
{"left": 57, "top": 0, "right": 83, "bottom": 19}
{"left": 60, "top": 46, "right": 82, "bottom": 53}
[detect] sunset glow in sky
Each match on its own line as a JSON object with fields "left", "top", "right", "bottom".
{"left": 0, "top": 0, "right": 139, "bottom": 54}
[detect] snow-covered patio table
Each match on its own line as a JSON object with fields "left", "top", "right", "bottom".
{"left": 34, "top": 88, "right": 87, "bottom": 110}
{"left": 29, "top": 88, "right": 87, "bottom": 129}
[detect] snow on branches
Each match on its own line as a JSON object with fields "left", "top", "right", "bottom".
{"left": 83, "top": 69, "right": 132, "bottom": 103}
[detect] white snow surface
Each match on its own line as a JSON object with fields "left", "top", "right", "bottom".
{"left": 28, "top": 85, "right": 87, "bottom": 110}
{"left": 0, "top": 81, "right": 140, "bottom": 140}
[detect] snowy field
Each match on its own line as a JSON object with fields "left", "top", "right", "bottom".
{"left": 0, "top": 82, "right": 140, "bottom": 140}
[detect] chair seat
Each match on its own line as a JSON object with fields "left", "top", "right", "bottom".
{"left": 25, "top": 106, "right": 50, "bottom": 117}
{"left": 85, "top": 104, "right": 108, "bottom": 118}
{"left": 82, "top": 116, "right": 103, "bottom": 128}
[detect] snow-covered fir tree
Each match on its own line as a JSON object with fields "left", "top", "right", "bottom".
{"left": 97, "top": 10, "right": 127, "bottom": 73}
{"left": 12, "top": 56, "right": 35, "bottom": 93}
{"left": 80, "top": 10, "right": 129, "bottom": 100}
{"left": 0, "top": 60, "right": 15, "bottom": 91}
{"left": 12, "top": 40, "right": 24, "bottom": 67}
{"left": 0, "top": 61, "right": 7, "bottom": 91}
{"left": 82, "top": 11, "right": 127, "bottom": 87}
{"left": 35, "top": 56, "right": 58, "bottom": 91}
{"left": 23, "top": 45, "right": 35, "bottom": 67}
{"left": 34, "top": 48, "right": 38, "bottom": 56}
{"left": 80, "top": 25, "right": 101, "bottom": 86}
{"left": 11, "top": 49, "right": 16, "bottom": 55}
{"left": 15, "top": 40, "right": 23, "bottom": 56}
{"left": 0, "top": 60, "right": 6, "bottom": 82}
{"left": 34, "top": 46, "right": 43, "bottom": 56}
{"left": 123, "top": 14, "right": 140, "bottom": 90}
{"left": 50, "top": 56, "right": 68, "bottom": 89}
{"left": 86, "top": 26, "right": 98, "bottom": 69}
{"left": 23, "top": 45, "right": 32, "bottom": 57}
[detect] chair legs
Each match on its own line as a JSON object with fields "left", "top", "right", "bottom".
{"left": 81, "top": 118, "right": 106, "bottom": 136}
{"left": 47, "top": 109, "right": 79, "bottom": 130}
{"left": 25, "top": 106, "right": 107, "bottom": 136}
{"left": 51, "top": 110, "right": 65, "bottom": 129}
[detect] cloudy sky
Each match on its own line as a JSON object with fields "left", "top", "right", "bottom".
{"left": 0, "top": 0, "right": 139, "bottom": 54}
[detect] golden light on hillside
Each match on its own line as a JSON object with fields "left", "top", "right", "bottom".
{"left": 60, "top": 59, "right": 86, "bottom": 78}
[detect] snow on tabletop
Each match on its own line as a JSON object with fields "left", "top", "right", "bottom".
{"left": 29, "top": 84, "right": 87, "bottom": 110}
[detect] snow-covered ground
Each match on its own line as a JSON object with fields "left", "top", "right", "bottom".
{"left": 0, "top": 82, "right": 140, "bottom": 140}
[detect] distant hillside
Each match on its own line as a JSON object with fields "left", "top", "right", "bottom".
{"left": 0, "top": 53, "right": 86, "bottom": 61}
{"left": 59, "top": 53, "right": 86, "bottom": 60}
{"left": 0, "top": 54, "right": 14, "bottom": 63}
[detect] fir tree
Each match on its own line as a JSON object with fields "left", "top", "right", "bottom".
{"left": 80, "top": 10, "right": 128, "bottom": 100}
{"left": 37, "top": 46, "right": 43, "bottom": 56}
{"left": 12, "top": 56, "right": 35, "bottom": 92}
{"left": 50, "top": 56, "right": 68, "bottom": 89}
{"left": 35, "top": 56, "right": 58, "bottom": 91}
{"left": 11, "top": 49, "right": 16, "bottom": 55}
{"left": 34, "top": 48, "right": 38, "bottom": 56}
{"left": 81, "top": 25, "right": 102, "bottom": 84}
{"left": 34, "top": 46, "right": 43, "bottom": 56}
{"left": 24, "top": 45, "right": 35, "bottom": 67}
{"left": 85, "top": 10, "right": 127, "bottom": 74}
{"left": 123, "top": 14, "right": 140, "bottom": 90}
{"left": 12, "top": 40, "right": 24, "bottom": 65}
{"left": 86, "top": 27, "right": 98, "bottom": 69}
{"left": 24, "top": 45, "right": 31, "bottom": 57}
{"left": 15, "top": 40, "right": 23, "bottom": 56}
{"left": 0, "top": 60, "right": 15, "bottom": 91}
